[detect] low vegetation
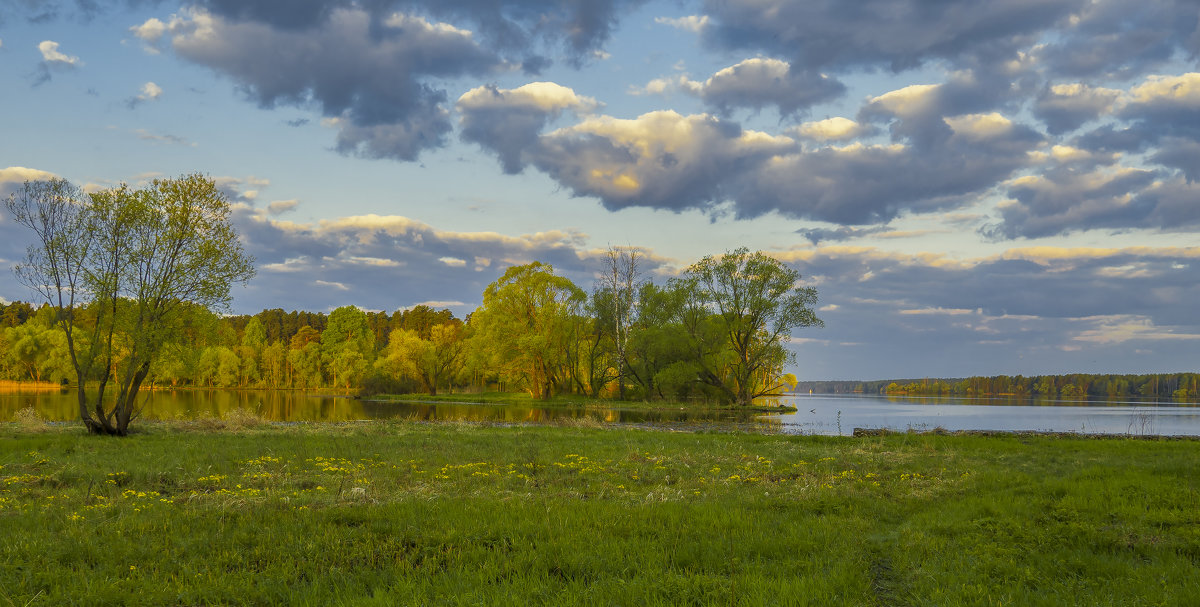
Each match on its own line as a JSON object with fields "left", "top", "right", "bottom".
{"left": 2, "top": 420, "right": 1196, "bottom": 605}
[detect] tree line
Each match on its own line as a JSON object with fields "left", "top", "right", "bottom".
{"left": 797, "top": 374, "right": 1200, "bottom": 400}
{"left": 5, "top": 174, "right": 823, "bottom": 433}
{"left": 1, "top": 250, "right": 820, "bottom": 406}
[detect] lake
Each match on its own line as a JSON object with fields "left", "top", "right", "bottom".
{"left": 4, "top": 388, "right": 1200, "bottom": 436}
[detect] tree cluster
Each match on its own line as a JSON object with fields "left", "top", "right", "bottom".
{"left": 798, "top": 374, "right": 1200, "bottom": 400}
{"left": 3, "top": 246, "right": 820, "bottom": 410}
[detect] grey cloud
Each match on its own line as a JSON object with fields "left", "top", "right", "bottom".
{"left": 687, "top": 58, "right": 846, "bottom": 117}
{"left": 7, "top": 0, "right": 642, "bottom": 61}
{"left": 984, "top": 167, "right": 1160, "bottom": 239}
{"left": 796, "top": 226, "right": 890, "bottom": 245}
{"left": 700, "top": 0, "right": 1079, "bottom": 72}
{"left": 1032, "top": 84, "right": 1121, "bottom": 134}
{"left": 525, "top": 111, "right": 795, "bottom": 214}
{"left": 462, "top": 78, "right": 1040, "bottom": 225}
{"left": 1151, "top": 138, "right": 1200, "bottom": 182}
{"left": 160, "top": 7, "right": 499, "bottom": 160}
{"left": 189, "top": 0, "right": 642, "bottom": 64}
{"left": 1073, "top": 125, "right": 1149, "bottom": 154}
{"left": 1035, "top": 0, "right": 1200, "bottom": 80}
{"left": 1134, "top": 177, "right": 1200, "bottom": 229}
{"left": 738, "top": 126, "right": 1039, "bottom": 224}
{"left": 456, "top": 83, "right": 598, "bottom": 174}
{"left": 786, "top": 246, "right": 1200, "bottom": 378}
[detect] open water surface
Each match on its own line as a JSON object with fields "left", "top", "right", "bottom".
{"left": 4, "top": 388, "right": 1200, "bottom": 436}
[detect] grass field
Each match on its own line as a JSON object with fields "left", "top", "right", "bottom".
{"left": 1, "top": 416, "right": 1197, "bottom": 605}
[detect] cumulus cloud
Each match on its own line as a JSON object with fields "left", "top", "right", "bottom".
{"left": 126, "top": 81, "right": 163, "bottom": 109}
{"left": 527, "top": 110, "right": 795, "bottom": 214}
{"left": 37, "top": 40, "right": 79, "bottom": 65}
{"left": 792, "top": 117, "right": 872, "bottom": 142}
{"left": 457, "top": 82, "right": 600, "bottom": 173}
{"left": 464, "top": 74, "right": 1041, "bottom": 225}
{"left": 0, "top": 166, "right": 59, "bottom": 203}
{"left": 139, "top": 7, "right": 499, "bottom": 161}
{"left": 1033, "top": 0, "right": 1200, "bottom": 81}
{"left": 1033, "top": 83, "right": 1121, "bottom": 134}
{"left": 699, "top": 0, "right": 1077, "bottom": 73}
{"left": 32, "top": 39, "right": 81, "bottom": 84}
{"left": 650, "top": 58, "right": 844, "bottom": 116}
{"left": 986, "top": 167, "right": 1159, "bottom": 239}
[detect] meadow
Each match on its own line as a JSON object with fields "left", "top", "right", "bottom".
{"left": 2, "top": 414, "right": 1197, "bottom": 606}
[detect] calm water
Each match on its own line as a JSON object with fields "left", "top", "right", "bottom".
{"left": 769, "top": 393, "right": 1200, "bottom": 436}
{"left": 4, "top": 388, "right": 1200, "bottom": 436}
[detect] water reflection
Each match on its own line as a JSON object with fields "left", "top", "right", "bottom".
{"left": 7, "top": 388, "right": 1198, "bottom": 436}
{"left": 0, "top": 389, "right": 770, "bottom": 426}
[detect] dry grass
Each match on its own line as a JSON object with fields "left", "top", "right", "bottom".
{"left": 0, "top": 380, "right": 64, "bottom": 392}
{"left": 10, "top": 406, "right": 48, "bottom": 431}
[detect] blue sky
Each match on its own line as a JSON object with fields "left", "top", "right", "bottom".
{"left": 2, "top": 0, "right": 1200, "bottom": 380}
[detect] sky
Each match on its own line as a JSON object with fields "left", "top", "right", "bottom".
{"left": 1, "top": 0, "right": 1199, "bottom": 381}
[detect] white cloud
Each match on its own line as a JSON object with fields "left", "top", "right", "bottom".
{"left": 654, "top": 15, "right": 709, "bottom": 33}
{"left": 457, "top": 81, "right": 599, "bottom": 114}
{"left": 129, "top": 17, "right": 167, "bottom": 53}
{"left": 943, "top": 112, "right": 1014, "bottom": 140}
{"left": 1071, "top": 315, "right": 1200, "bottom": 344}
{"left": 0, "top": 166, "right": 57, "bottom": 183}
{"left": 439, "top": 256, "right": 467, "bottom": 267}
{"left": 793, "top": 117, "right": 866, "bottom": 141}
{"left": 868, "top": 84, "right": 940, "bottom": 117}
{"left": 37, "top": 40, "right": 80, "bottom": 65}
{"left": 139, "top": 82, "right": 162, "bottom": 101}
{"left": 1125, "top": 73, "right": 1200, "bottom": 106}
{"left": 314, "top": 279, "right": 350, "bottom": 291}
{"left": 127, "top": 82, "right": 163, "bottom": 108}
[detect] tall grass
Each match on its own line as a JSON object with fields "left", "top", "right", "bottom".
{"left": 1, "top": 422, "right": 1196, "bottom": 605}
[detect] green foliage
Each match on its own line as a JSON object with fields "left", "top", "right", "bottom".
{"left": 682, "top": 248, "right": 823, "bottom": 406}
{"left": 0, "top": 241, "right": 826, "bottom": 405}
{"left": 321, "top": 306, "right": 375, "bottom": 390}
{"left": 468, "top": 263, "right": 587, "bottom": 399}
{"left": 376, "top": 322, "right": 464, "bottom": 395}
{"left": 4, "top": 175, "right": 255, "bottom": 434}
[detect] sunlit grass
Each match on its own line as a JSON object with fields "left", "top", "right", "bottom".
{"left": 1, "top": 422, "right": 1197, "bottom": 605}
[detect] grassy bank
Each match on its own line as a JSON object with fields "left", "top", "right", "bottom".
{"left": 1, "top": 419, "right": 1197, "bottom": 605}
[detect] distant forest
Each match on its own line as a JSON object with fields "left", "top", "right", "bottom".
{"left": 797, "top": 374, "right": 1200, "bottom": 400}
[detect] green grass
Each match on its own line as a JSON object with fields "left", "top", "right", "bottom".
{"left": 1, "top": 420, "right": 1197, "bottom": 605}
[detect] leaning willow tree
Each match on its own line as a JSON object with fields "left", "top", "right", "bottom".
{"left": 5, "top": 175, "right": 255, "bottom": 435}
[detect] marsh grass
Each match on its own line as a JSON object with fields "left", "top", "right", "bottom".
{"left": 1, "top": 422, "right": 1197, "bottom": 605}
{"left": 11, "top": 406, "right": 49, "bottom": 432}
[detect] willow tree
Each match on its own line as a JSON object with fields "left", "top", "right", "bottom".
{"left": 468, "top": 262, "right": 585, "bottom": 399}
{"left": 5, "top": 175, "right": 255, "bottom": 435}
{"left": 685, "top": 248, "right": 821, "bottom": 407}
